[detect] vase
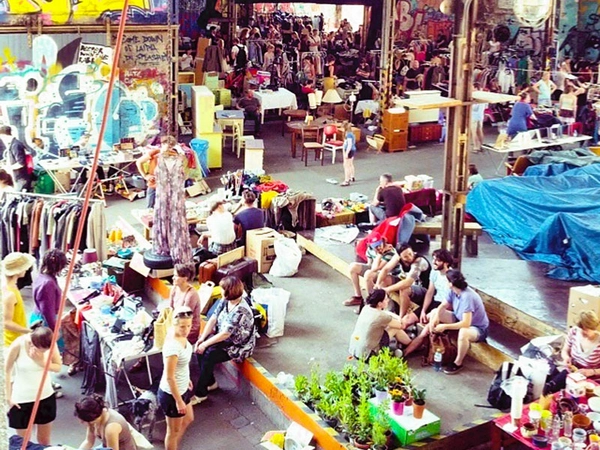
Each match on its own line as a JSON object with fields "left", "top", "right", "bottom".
{"left": 391, "top": 400, "right": 405, "bottom": 416}
{"left": 374, "top": 389, "right": 389, "bottom": 402}
{"left": 413, "top": 402, "right": 426, "bottom": 419}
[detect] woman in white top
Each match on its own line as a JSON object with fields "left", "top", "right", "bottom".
{"left": 558, "top": 85, "right": 578, "bottom": 124}
{"left": 199, "top": 201, "right": 236, "bottom": 255}
{"left": 533, "top": 71, "right": 556, "bottom": 107}
{"left": 157, "top": 306, "right": 194, "bottom": 450}
{"left": 5, "top": 325, "right": 62, "bottom": 445}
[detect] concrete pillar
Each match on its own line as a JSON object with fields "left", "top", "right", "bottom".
{"left": 335, "top": 5, "right": 342, "bottom": 30}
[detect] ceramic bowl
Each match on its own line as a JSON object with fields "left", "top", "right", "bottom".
{"left": 573, "top": 413, "right": 592, "bottom": 429}
{"left": 559, "top": 437, "right": 573, "bottom": 448}
{"left": 520, "top": 423, "right": 537, "bottom": 438}
{"left": 588, "top": 412, "right": 600, "bottom": 423}
{"left": 532, "top": 434, "right": 548, "bottom": 448}
{"left": 590, "top": 397, "right": 600, "bottom": 412}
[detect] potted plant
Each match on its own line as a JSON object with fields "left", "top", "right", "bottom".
{"left": 352, "top": 393, "right": 374, "bottom": 449}
{"left": 338, "top": 390, "right": 359, "bottom": 440}
{"left": 370, "top": 401, "right": 390, "bottom": 450}
{"left": 315, "top": 393, "right": 339, "bottom": 428}
{"left": 368, "top": 350, "right": 391, "bottom": 401}
{"left": 306, "top": 365, "right": 322, "bottom": 410}
{"left": 411, "top": 387, "right": 427, "bottom": 419}
{"left": 388, "top": 385, "right": 408, "bottom": 416}
{"left": 294, "top": 374, "right": 310, "bottom": 404}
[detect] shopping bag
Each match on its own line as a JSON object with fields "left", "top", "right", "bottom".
{"left": 251, "top": 287, "right": 290, "bottom": 338}
{"left": 269, "top": 237, "right": 302, "bottom": 277}
{"left": 198, "top": 281, "right": 215, "bottom": 315}
{"left": 487, "top": 361, "right": 533, "bottom": 411}
{"left": 154, "top": 307, "right": 173, "bottom": 350}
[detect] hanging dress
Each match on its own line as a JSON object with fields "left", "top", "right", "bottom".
{"left": 152, "top": 153, "right": 193, "bottom": 265}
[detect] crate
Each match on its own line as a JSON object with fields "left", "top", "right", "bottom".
{"left": 246, "top": 228, "right": 279, "bottom": 273}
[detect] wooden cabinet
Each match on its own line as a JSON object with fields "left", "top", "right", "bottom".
{"left": 382, "top": 110, "right": 409, "bottom": 152}
{"left": 408, "top": 123, "right": 443, "bottom": 143}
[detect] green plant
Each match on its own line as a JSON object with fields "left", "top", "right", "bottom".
{"left": 315, "top": 393, "right": 338, "bottom": 420}
{"left": 412, "top": 387, "right": 427, "bottom": 405}
{"left": 323, "top": 370, "right": 345, "bottom": 400}
{"left": 294, "top": 374, "right": 309, "bottom": 403}
{"left": 371, "top": 401, "right": 390, "bottom": 446}
{"left": 388, "top": 386, "right": 408, "bottom": 402}
{"left": 338, "top": 389, "right": 359, "bottom": 436}
{"left": 307, "top": 365, "right": 322, "bottom": 406}
{"left": 354, "top": 393, "right": 373, "bottom": 444}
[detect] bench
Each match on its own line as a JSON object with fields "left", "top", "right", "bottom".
{"left": 412, "top": 221, "right": 483, "bottom": 256}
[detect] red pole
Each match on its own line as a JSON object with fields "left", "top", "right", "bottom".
{"left": 20, "top": 2, "right": 130, "bottom": 448}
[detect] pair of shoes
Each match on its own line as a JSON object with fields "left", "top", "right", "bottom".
{"left": 52, "top": 382, "right": 62, "bottom": 390}
{"left": 54, "top": 390, "right": 64, "bottom": 399}
{"left": 340, "top": 181, "right": 350, "bottom": 186}
{"left": 131, "top": 359, "right": 146, "bottom": 372}
{"left": 343, "top": 296, "right": 363, "bottom": 306}
{"left": 207, "top": 382, "right": 219, "bottom": 392}
{"left": 351, "top": 177, "right": 356, "bottom": 182}
{"left": 443, "top": 362, "right": 464, "bottom": 374}
{"left": 190, "top": 395, "right": 208, "bottom": 405}
{"left": 67, "top": 363, "right": 79, "bottom": 376}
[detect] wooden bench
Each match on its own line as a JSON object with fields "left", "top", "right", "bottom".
{"left": 412, "top": 221, "right": 483, "bottom": 256}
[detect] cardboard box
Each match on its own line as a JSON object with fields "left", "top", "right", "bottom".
{"left": 370, "top": 399, "right": 441, "bottom": 446}
{"left": 567, "top": 285, "right": 600, "bottom": 328}
{"left": 246, "top": 228, "right": 278, "bottom": 273}
{"left": 316, "top": 209, "right": 355, "bottom": 228}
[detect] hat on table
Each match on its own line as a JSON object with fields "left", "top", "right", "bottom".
{"left": 1, "top": 252, "right": 35, "bottom": 277}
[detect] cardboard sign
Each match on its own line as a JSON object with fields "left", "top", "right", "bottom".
{"left": 78, "top": 43, "right": 113, "bottom": 65}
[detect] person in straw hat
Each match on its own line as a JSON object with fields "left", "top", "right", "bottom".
{"left": 2, "top": 252, "right": 35, "bottom": 346}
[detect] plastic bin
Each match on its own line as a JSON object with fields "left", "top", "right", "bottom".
{"left": 190, "top": 138, "right": 210, "bottom": 177}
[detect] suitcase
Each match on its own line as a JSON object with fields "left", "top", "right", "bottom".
{"left": 198, "top": 260, "right": 217, "bottom": 283}
{"left": 214, "top": 257, "right": 258, "bottom": 289}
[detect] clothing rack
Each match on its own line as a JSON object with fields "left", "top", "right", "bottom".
{"left": 3, "top": 191, "right": 104, "bottom": 203}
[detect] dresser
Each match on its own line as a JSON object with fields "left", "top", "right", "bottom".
{"left": 408, "top": 123, "right": 443, "bottom": 143}
{"left": 381, "top": 109, "right": 409, "bottom": 152}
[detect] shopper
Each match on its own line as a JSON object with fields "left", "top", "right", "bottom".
{"left": 368, "top": 174, "right": 406, "bottom": 225}
{"left": 157, "top": 306, "right": 194, "bottom": 450}
{"left": 136, "top": 135, "right": 178, "bottom": 209}
{"left": 169, "top": 264, "right": 201, "bottom": 345}
{"left": 233, "top": 190, "right": 264, "bottom": 246}
{"left": 236, "top": 90, "right": 261, "bottom": 136}
{"left": 74, "top": 395, "right": 138, "bottom": 450}
{"left": 471, "top": 83, "right": 486, "bottom": 153}
{"left": 192, "top": 276, "right": 255, "bottom": 404}
{"left": 32, "top": 249, "right": 68, "bottom": 331}
{"left": 348, "top": 289, "right": 412, "bottom": 360}
{"left": 468, "top": 164, "right": 484, "bottom": 190}
{"left": 6, "top": 325, "right": 62, "bottom": 445}
{"left": 0, "top": 125, "right": 31, "bottom": 191}
{"left": 533, "top": 71, "right": 556, "bottom": 108}
{"left": 198, "top": 201, "right": 236, "bottom": 255}
{"left": 2, "top": 252, "right": 35, "bottom": 347}
{"left": 340, "top": 123, "right": 356, "bottom": 187}
{"left": 558, "top": 85, "right": 578, "bottom": 125}
{"left": 0, "top": 167, "right": 14, "bottom": 199}
{"left": 507, "top": 91, "right": 534, "bottom": 138}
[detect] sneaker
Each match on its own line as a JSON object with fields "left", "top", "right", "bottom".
{"left": 207, "top": 382, "right": 219, "bottom": 392}
{"left": 443, "top": 362, "right": 464, "bottom": 375}
{"left": 54, "top": 390, "right": 64, "bottom": 399}
{"left": 52, "top": 382, "right": 62, "bottom": 390}
{"left": 343, "top": 296, "right": 363, "bottom": 307}
{"left": 394, "top": 349, "right": 404, "bottom": 358}
{"left": 190, "top": 395, "right": 208, "bottom": 406}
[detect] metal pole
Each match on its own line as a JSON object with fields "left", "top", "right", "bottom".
{"left": 441, "top": 0, "right": 478, "bottom": 268}
{"left": 380, "top": 0, "right": 395, "bottom": 111}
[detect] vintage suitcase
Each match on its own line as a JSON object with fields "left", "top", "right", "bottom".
{"left": 213, "top": 257, "right": 258, "bottom": 289}
{"left": 198, "top": 260, "right": 217, "bottom": 283}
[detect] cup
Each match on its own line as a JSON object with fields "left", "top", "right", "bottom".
{"left": 541, "top": 410, "right": 553, "bottom": 431}
{"left": 573, "top": 428, "right": 587, "bottom": 444}
{"left": 529, "top": 409, "right": 542, "bottom": 429}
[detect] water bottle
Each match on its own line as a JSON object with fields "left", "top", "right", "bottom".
{"left": 563, "top": 411, "right": 573, "bottom": 438}
{"left": 550, "top": 415, "right": 562, "bottom": 442}
{"left": 433, "top": 348, "right": 443, "bottom": 372}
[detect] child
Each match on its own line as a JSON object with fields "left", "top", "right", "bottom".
{"left": 341, "top": 123, "right": 356, "bottom": 187}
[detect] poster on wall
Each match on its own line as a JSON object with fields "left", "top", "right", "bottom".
{"left": 498, "top": 0, "right": 513, "bottom": 10}
{"left": 78, "top": 43, "right": 113, "bottom": 65}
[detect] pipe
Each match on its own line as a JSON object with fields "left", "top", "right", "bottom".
{"left": 19, "top": 1, "right": 131, "bottom": 448}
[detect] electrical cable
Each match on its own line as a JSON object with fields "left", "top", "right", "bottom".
{"left": 20, "top": 2, "right": 131, "bottom": 448}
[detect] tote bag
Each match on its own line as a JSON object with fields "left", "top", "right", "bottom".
{"left": 153, "top": 307, "right": 173, "bottom": 350}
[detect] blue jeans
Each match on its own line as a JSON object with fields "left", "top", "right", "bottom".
{"left": 147, "top": 187, "right": 156, "bottom": 208}
{"left": 369, "top": 205, "right": 386, "bottom": 224}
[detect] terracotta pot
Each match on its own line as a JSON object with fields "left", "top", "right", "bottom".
{"left": 391, "top": 400, "right": 405, "bottom": 416}
{"left": 352, "top": 438, "right": 372, "bottom": 449}
{"left": 413, "top": 402, "right": 426, "bottom": 419}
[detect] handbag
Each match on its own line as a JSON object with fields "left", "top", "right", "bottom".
{"left": 487, "top": 361, "right": 534, "bottom": 411}
{"left": 198, "top": 281, "right": 216, "bottom": 315}
{"left": 422, "top": 331, "right": 457, "bottom": 367}
{"left": 153, "top": 307, "right": 173, "bottom": 350}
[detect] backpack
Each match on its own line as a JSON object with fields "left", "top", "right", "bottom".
{"left": 24, "top": 152, "right": 34, "bottom": 175}
{"left": 422, "top": 331, "right": 457, "bottom": 366}
{"left": 487, "top": 361, "right": 534, "bottom": 411}
{"left": 235, "top": 45, "right": 248, "bottom": 69}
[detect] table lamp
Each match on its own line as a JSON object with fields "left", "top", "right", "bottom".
{"left": 322, "top": 89, "right": 343, "bottom": 119}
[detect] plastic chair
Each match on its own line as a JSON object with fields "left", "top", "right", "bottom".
{"left": 321, "top": 125, "right": 344, "bottom": 164}
{"left": 308, "top": 93, "right": 317, "bottom": 113}
{"left": 505, "top": 155, "right": 532, "bottom": 176}
{"left": 301, "top": 127, "right": 323, "bottom": 166}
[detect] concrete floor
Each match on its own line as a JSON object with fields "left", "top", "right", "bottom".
{"left": 44, "top": 117, "right": 577, "bottom": 448}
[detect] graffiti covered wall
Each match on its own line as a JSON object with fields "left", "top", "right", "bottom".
{"left": 0, "top": 0, "right": 168, "bottom": 25}
{"left": 393, "top": 0, "right": 453, "bottom": 44}
{"left": 558, "top": 0, "right": 600, "bottom": 63}
{"left": 0, "top": 33, "right": 168, "bottom": 154}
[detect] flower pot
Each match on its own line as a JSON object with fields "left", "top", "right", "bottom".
{"left": 352, "top": 438, "right": 372, "bottom": 449}
{"left": 374, "top": 388, "right": 389, "bottom": 402}
{"left": 391, "top": 400, "right": 405, "bottom": 416}
{"left": 413, "top": 402, "right": 426, "bottom": 419}
{"left": 370, "top": 445, "right": 388, "bottom": 450}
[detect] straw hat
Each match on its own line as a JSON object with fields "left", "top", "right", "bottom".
{"left": 1, "top": 252, "right": 35, "bottom": 277}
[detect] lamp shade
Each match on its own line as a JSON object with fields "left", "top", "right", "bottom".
{"left": 322, "top": 89, "right": 343, "bottom": 104}
{"left": 82, "top": 248, "right": 98, "bottom": 264}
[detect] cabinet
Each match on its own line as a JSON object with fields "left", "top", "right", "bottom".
{"left": 196, "top": 124, "right": 223, "bottom": 169}
{"left": 192, "top": 86, "right": 215, "bottom": 134}
{"left": 409, "top": 123, "right": 443, "bottom": 143}
{"left": 382, "top": 110, "right": 409, "bottom": 152}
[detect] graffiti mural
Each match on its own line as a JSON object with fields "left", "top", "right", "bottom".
{"left": 394, "top": 0, "right": 452, "bottom": 43}
{"left": 0, "top": 0, "right": 168, "bottom": 26}
{"left": 0, "top": 35, "right": 161, "bottom": 154}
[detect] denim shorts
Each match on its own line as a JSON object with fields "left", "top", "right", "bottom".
{"left": 472, "top": 325, "right": 489, "bottom": 343}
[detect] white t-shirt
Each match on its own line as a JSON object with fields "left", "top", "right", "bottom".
{"left": 159, "top": 338, "right": 192, "bottom": 395}
{"left": 207, "top": 211, "right": 236, "bottom": 245}
{"left": 11, "top": 338, "right": 54, "bottom": 403}
{"left": 430, "top": 269, "right": 450, "bottom": 303}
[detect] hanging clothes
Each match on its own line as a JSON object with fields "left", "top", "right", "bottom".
{"left": 152, "top": 153, "right": 193, "bottom": 265}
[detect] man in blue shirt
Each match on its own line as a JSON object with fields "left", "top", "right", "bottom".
{"left": 233, "top": 190, "right": 264, "bottom": 246}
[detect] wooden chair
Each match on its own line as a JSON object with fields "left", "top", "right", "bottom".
{"left": 222, "top": 122, "right": 241, "bottom": 154}
{"left": 366, "top": 134, "right": 386, "bottom": 153}
{"left": 321, "top": 125, "right": 344, "bottom": 165}
{"left": 505, "top": 155, "right": 533, "bottom": 176}
{"left": 301, "top": 127, "right": 323, "bottom": 166}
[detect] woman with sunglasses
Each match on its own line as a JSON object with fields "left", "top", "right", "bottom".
{"left": 192, "top": 276, "right": 256, "bottom": 405}
{"left": 157, "top": 306, "right": 194, "bottom": 450}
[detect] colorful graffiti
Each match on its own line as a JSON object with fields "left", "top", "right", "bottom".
{"left": 0, "top": 35, "right": 160, "bottom": 154}
{"left": 394, "top": 0, "right": 452, "bottom": 43}
{"left": 0, "top": 0, "right": 167, "bottom": 25}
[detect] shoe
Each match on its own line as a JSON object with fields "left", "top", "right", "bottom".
{"left": 131, "top": 359, "right": 146, "bottom": 372}
{"left": 351, "top": 177, "right": 355, "bottom": 182}
{"left": 443, "top": 362, "right": 464, "bottom": 375}
{"left": 52, "top": 382, "right": 62, "bottom": 390}
{"left": 394, "top": 349, "right": 404, "bottom": 358}
{"left": 207, "top": 382, "right": 219, "bottom": 392}
{"left": 343, "top": 296, "right": 363, "bottom": 306}
{"left": 190, "top": 395, "right": 208, "bottom": 405}
{"left": 54, "top": 390, "right": 64, "bottom": 399}
{"left": 340, "top": 181, "right": 350, "bottom": 187}
{"left": 353, "top": 308, "right": 361, "bottom": 315}
{"left": 67, "top": 364, "right": 79, "bottom": 376}
{"left": 357, "top": 222, "right": 376, "bottom": 232}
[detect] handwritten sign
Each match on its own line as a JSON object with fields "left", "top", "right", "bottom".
{"left": 118, "top": 32, "right": 170, "bottom": 69}
{"left": 78, "top": 43, "right": 113, "bottom": 65}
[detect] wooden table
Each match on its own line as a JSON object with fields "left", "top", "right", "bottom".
{"left": 286, "top": 118, "right": 341, "bottom": 158}
{"left": 281, "top": 109, "right": 308, "bottom": 136}
{"left": 216, "top": 109, "right": 244, "bottom": 134}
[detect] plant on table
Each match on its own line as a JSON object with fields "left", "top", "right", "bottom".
{"left": 294, "top": 374, "right": 310, "bottom": 404}
{"left": 307, "top": 364, "right": 322, "bottom": 409}
{"left": 371, "top": 401, "right": 391, "bottom": 450}
{"left": 411, "top": 386, "right": 427, "bottom": 419}
{"left": 338, "top": 387, "right": 359, "bottom": 437}
{"left": 353, "top": 392, "right": 374, "bottom": 448}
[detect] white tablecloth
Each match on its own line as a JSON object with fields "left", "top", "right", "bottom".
{"left": 254, "top": 87, "right": 298, "bottom": 113}
{"left": 355, "top": 100, "right": 380, "bottom": 115}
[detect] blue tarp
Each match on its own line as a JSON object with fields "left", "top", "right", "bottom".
{"left": 466, "top": 164, "right": 600, "bottom": 282}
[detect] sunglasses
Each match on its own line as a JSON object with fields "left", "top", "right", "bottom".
{"left": 174, "top": 310, "right": 193, "bottom": 319}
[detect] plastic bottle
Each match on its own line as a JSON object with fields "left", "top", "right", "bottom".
{"left": 563, "top": 411, "right": 573, "bottom": 438}
{"left": 433, "top": 348, "right": 443, "bottom": 372}
{"left": 550, "top": 415, "right": 562, "bottom": 442}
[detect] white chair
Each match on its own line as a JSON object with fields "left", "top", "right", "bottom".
{"left": 308, "top": 93, "right": 317, "bottom": 113}
{"left": 222, "top": 122, "right": 241, "bottom": 154}
{"left": 321, "top": 124, "right": 344, "bottom": 164}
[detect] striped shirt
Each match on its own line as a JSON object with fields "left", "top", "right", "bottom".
{"left": 567, "top": 327, "right": 600, "bottom": 369}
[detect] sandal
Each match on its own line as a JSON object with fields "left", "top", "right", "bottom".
{"left": 340, "top": 181, "right": 350, "bottom": 186}
{"left": 343, "top": 296, "right": 363, "bottom": 307}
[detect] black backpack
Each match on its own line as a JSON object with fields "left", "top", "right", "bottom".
{"left": 235, "top": 45, "right": 248, "bottom": 69}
